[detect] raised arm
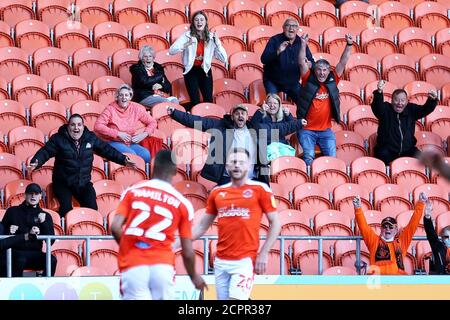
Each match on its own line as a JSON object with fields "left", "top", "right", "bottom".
{"left": 410, "top": 90, "right": 438, "bottom": 120}
{"left": 298, "top": 34, "right": 309, "bottom": 77}
{"left": 353, "top": 196, "right": 379, "bottom": 247}
{"left": 168, "top": 107, "right": 221, "bottom": 131}
{"left": 29, "top": 136, "right": 59, "bottom": 170}
{"left": 211, "top": 32, "right": 227, "bottom": 63}
{"left": 335, "top": 34, "right": 353, "bottom": 77}
{"left": 400, "top": 193, "right": 426, "bottom": 248}
{"left": 423, "top": 201, "right": 439, "bottom": 247}
{"left": 370, "top": 80, "right": 386, "bottom": 119}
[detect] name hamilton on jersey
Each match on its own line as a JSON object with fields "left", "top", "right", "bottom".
{"left": 130, "top": 189, "right": 181, "bottom": 208}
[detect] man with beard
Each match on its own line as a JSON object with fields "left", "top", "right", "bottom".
{"left": 187, "top": 148, "right": 281, "bottom": 299}
{"left": 28, "top": 114, "right": 136, "bottom": 217}
{"left": 352, "top": 193, "right": 427, "bottom": 275}
{"left": 0, "top": 183, "right": 57, "bottom": 277}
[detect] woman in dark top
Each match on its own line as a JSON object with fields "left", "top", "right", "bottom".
{"left": 130, "top": 45, "right": 178, "bottom": 109}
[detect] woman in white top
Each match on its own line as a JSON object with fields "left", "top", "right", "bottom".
{"left": 169, "top": 11, "right": 227, "bottom": 110}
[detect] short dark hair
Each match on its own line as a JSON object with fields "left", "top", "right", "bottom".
{"left": 228, "top": 147, "right": 250, "bottom": 159}
{"left": 392, "top": 89, "right": 407, "bottom": 99}
{"left": 153, "top": 150, "right": 177, "bottom": 177}
{"left": 68, "top": 113, "right": 84, "bottom": 124}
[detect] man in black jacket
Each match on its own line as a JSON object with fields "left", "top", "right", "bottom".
{"left": 130, "top": 45, "right": 178, "bottom": 109}
{"left": 371, "top": 80, "right": 438, "bottom": 165}
{"left": 29, "top": 114, "right": 135, "bottom": 217}
{"left": 0, "top": 183, "right": 56, "bottom": 277}
{"left": 167, "top": 104, "right": 302, "bottom": 185}
{"left": 424, "top": 201, "right": 450, "bottom": 275}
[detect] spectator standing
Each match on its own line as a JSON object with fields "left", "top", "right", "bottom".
{"left": 94, "top": 84, "right": 157, "bottom": 163}
{"left": 169, "top": 11, "right": 227, "bottom": 110}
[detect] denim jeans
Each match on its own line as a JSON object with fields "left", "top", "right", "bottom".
{"left": 109, "top": 141, "right": 151, "bottom": 163}
{"left": 297, "top": 128, "right": 336, "bottom": 166}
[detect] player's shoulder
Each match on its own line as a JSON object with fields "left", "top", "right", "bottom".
{"left": 244, "top": 180, "right": 273, "bottom": 193}
{"left": 209, "top": 182, "right": 232, "bottom": 195}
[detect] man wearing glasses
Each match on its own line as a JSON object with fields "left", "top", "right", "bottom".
{"left": 261, "top": 19, "right": 314, "bottom": 111}
{"left": 352, "top": 193, "right": 428, "bottom": 275}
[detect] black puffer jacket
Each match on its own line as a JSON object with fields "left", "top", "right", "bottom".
{"left": 424, "top": 216, "right": 449, "bottom": 275}
{"left": 31, "top": 124, "right": 127, "bottom": 188}
{"left": 130, "top": 61, "right": 172, "bottom": 103}
{"left": 1, "top": 202, "right": 54, "bottom": 251}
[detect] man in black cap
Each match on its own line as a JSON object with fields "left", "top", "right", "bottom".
{"left": 0, "top": 183, "right": 57, "bottom": 277}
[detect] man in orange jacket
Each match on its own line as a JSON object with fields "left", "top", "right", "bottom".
{"left": 353, "top": 193, "right": 427, "bottom": 275}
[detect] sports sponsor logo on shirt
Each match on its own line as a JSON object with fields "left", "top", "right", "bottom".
{"left": 315, "top": 92, "right": 329, "bottom": 100}
{"left": 242, "top": 189, "right": 253, "bottom": 198}
{"left": 86, "top": 143, "right": 92, "bottom": 149}
{"left": 217, "top": 207, "right": 250, "bottom": 219}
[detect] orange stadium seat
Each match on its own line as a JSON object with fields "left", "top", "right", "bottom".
{"left": 48, "top": 239, "right": 83, "bottom": 276}
{"left": 431, "top": 157, "right": 450, "bottom": 190}
{"left": 93, "top": 179, "right": 124, "bottom": 218}
{"left": 351, "top": 156, "right": 389, "bottom": 192}
{"left": 293, "top": 182, "right": 333, "bottom": 215}
{"left": 171, "top": 78, "right": 191, "bottom": 106}
{"left": 344, "top": 53, "right": 380, "bottom": 89}
{"left": 0, "top": 133, "right": 7, "bottom": 154}
{"left": 269, "top": 182, "right": 292, "bottom": 210}
{"left": 0, "top": 153, "right": 24, "bottom": 189}
{"left": 314, "top": 210, "right": 353, "bottom": 249}
{"left": 73, "top": 48, "right": 111, "bottom": 84}
{"left": 91, "top": 154, "right": 107, "bottom": 182}
{"left": 151, "top": 0, "right": 188, "bottom": 31}
{"left": 112, "top": 48, "right": 139, "bottom": 85}
{"left": 357, "top": 210, "right": 386, "bottom": 235}
{"left": 30, "top": 99, "right": 67, "bottom": 137}
{"left": 150, "top": 102, "right": 186, "bottom": 137}
{"left": 70, "top": 266, "right": 109, "bottom": 276}
{"left": 132, "top": 22, "right": 168, "bottom": 51}
{"left": 297, "top": 26, "right": 321, "bottom": 53}
{"left": 373, "top": 183, "right": 413, "bottom": 215}
{"left": 435, "top": 28, "right": 450, "bottom": 56}
{"left": 8, "top": 126, "right": 45, "bottom": 162}
{"left": 190, "top": 155, "right": 217, "bottom": 192}
{"left": 110, "top": 153, "right": 147, "bottom": 188}
{"left": 189, "top": 0, "right": 226, "bottom": 28}
{"left": 52, "top": 75, "right": 90, "bottom": 106}
{"left": 396, "top": 210, "right": 426, "bottom": 238}
{"left": 334, "top": 239, "right": 370, "bottom": 272}
{"left": 33, "top": 47, "right": 72, "bottom": 83}
{"left": 26, "top": 156, "right": 54, "bottom": 188}
{"left": 12, "top": 74, "right": 49, "bottom": 109}
{"left": 248, "top": 79, "right": 266, "bottom": 106}
{"left": 74, "top": 0, "right": 113, "bottom": 30}
{"left": 333, "top": 183, "right": 371, "bottom": 217}
{"left": 302, "top": 0, "right": 338, "bottom": 34}
{"left": 45, "top": 208, "right": 64, "bottom": 235}
{"left": 191, "top": 102, "right": 226, "bottom": 119}
{"left": 171, "top": 127, "right": 209, "bottom": 165}
{"left": 378, "top": 1, "right": 414, "bottom": 34}
{"left": 413, "top": 184, "right": 450, "bottom": 218}
{"left": 14, "top": 19, "right": 52, "bottom": 56}
{"left": 0, "top": 100, "right": 27, "bottom": 134}
{"left": 227, "top": 0, "right": 265, "bottom": 33}
{"left": 70, "top": 100, "right": 105, "bottom": 131}
{"left": 292, "top": 239, "right": 334, "bottom": 274}
{"left": 264, "top": 0, "right": 301, "bottom": 28}
{"left": 419, "top": 54, "right": 450, "bottom": 90}
{"left": 94, "top": 21, "right": 131, "bottom": 57}
{"left": 36, "top": 0, "right": 72, "bottom": 29}
{"left": 415, "top": 131, "right": 444, "bottom": 155}
{"left": 323, "top": 27, "right": 360, "bottom": 58}
{"left": 347, "top": 104, "right": 378, "bottom": 140}
{"left": 323, "top": 266, "right": 357, "bottom": 275}
{"left": 0, "top": 21, "right": 13, "bottom": 47}
{"left": 360, "top": 27, "right": 397, "bottom": 62}
{"left": 403, "top": 81, "right": 437, "bottom": 105}
{"left": 264, "top": 249, "right": 292, "bottom": 275}
{"left": 92, "top": 76, "right": 125, "bottom": 105}
{"left": 113, "top": 0, "right": 150, "bottom": 31}
{"left": 154, "top": 49, "right": 184, "bottom": 83}
{"left": 65, "top": 207, "right": 107, "bottom": 235}
{"left": 213, "top": 78, "right": 247, "bottom": 112}
{"left": 54, "top": 21, "right": 92, "bottom": 56}
{"left": 364, "top": 80, "right": 397, "bottom": 105}
{"left": 84, "top": 239, "right": 119, "bottom": 275}
{"left": 169, "top": 23, "right": 190, "bottom": 43}
{"left": 0, "top": 0, "right": 35, "bottom": 28}
{"left": 381, "top": 53, "right": 419, "bottom": 88}
{"left": 174, "top": 250, "right": 206, "bottom": 275}
{"left": 211, "top": 24, "right": 246, "bottom": 57}
{"left": 435, "top": 211, "right": 450, "bottom": 236}
{"left": 425, "top": 106, "right": 450, "bottom": 141}
{"left": 45, "top": 182, "right": 80, "bottom": 212}
{"left": 174, "top": 180, "right": 208, "bottom": 212}
{"left": 311, "top": 156, "right": 350, "bottom": 194}
{"left": 247, "top": 25, "right": 279, "bottom": 58}
{"left": 442, "top": 83, "right": 450, "bottom": 107}
{"left": 335, "top": 130, "right": 367, "bottom": 166}
{"left": 0, "top": 77, "right": 9, "bottom": 101}
{"left": 339, "top": 1, "right": 376, "bottom": 34}
{"left": 398, "top": 0, "right": 428, "bottom": 9}
{"left": 229, "top": 51, "right": 264, "bottom": 88}
{"left": 0, "top": 47, "right": 32, "bottom": 83}
{"left": 4, "top": 179, "right": 40, "bottom": 207}
{"left": 391, "top": 157, "right": 428, "bottom": 190}
{"left": 278, "top": 209, "right": 314, "bottom": 241}
{"left": 398, "top": 27, "right": 434, "bottom": 63}
{"left": 336, "top": 80, "right": 364, "bottom": 116}
{"left": 414, "top": 1, "right": 449, "bottom": 35}
{"left": 271, "top": 156, "right": 309, "bottom": 194}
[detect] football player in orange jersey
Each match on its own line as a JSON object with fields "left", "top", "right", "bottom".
{"left": 111, "top": 150, "right": 206, "bottom": 299}
{"left": 190, "top": 147, "right": 281, "bottom": 299}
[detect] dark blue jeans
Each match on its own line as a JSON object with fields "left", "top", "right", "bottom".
{"left": 263, "top": 78, "right": 302, "bottom": 111}
{"left": 297, "top": 128, "right": 336, "bottom": 166}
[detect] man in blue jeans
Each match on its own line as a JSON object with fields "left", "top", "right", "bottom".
{"left": 296, "top": 33, "right": 353, "bottom": 165}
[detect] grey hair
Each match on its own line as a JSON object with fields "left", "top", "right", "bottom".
{"left": 282, "top": 18, "right": 299, "bottom": 28}
{"left": 138, "top": 45, "right": 155, "bottom": 61}
{"left": 314, "top": 59, "right": 331, "bottom": 70}
{"left": 116, "top": 84, "right": 133, "bottom": 99}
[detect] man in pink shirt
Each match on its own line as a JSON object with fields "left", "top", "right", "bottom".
{"left": 94, "top": 84, "right": 157, "bottom": 163}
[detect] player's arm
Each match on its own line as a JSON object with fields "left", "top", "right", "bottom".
{"left": 180, "top": 237, "right": 208, "bottom": 290}
{"left": 255, "top": 211, "right": 281, "bottom": 275}
{"left": 111, "top": 213, "right": 126, "bottom": 244}
{"left": 192, "top": 213, "right": 216, "bottom": 241}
